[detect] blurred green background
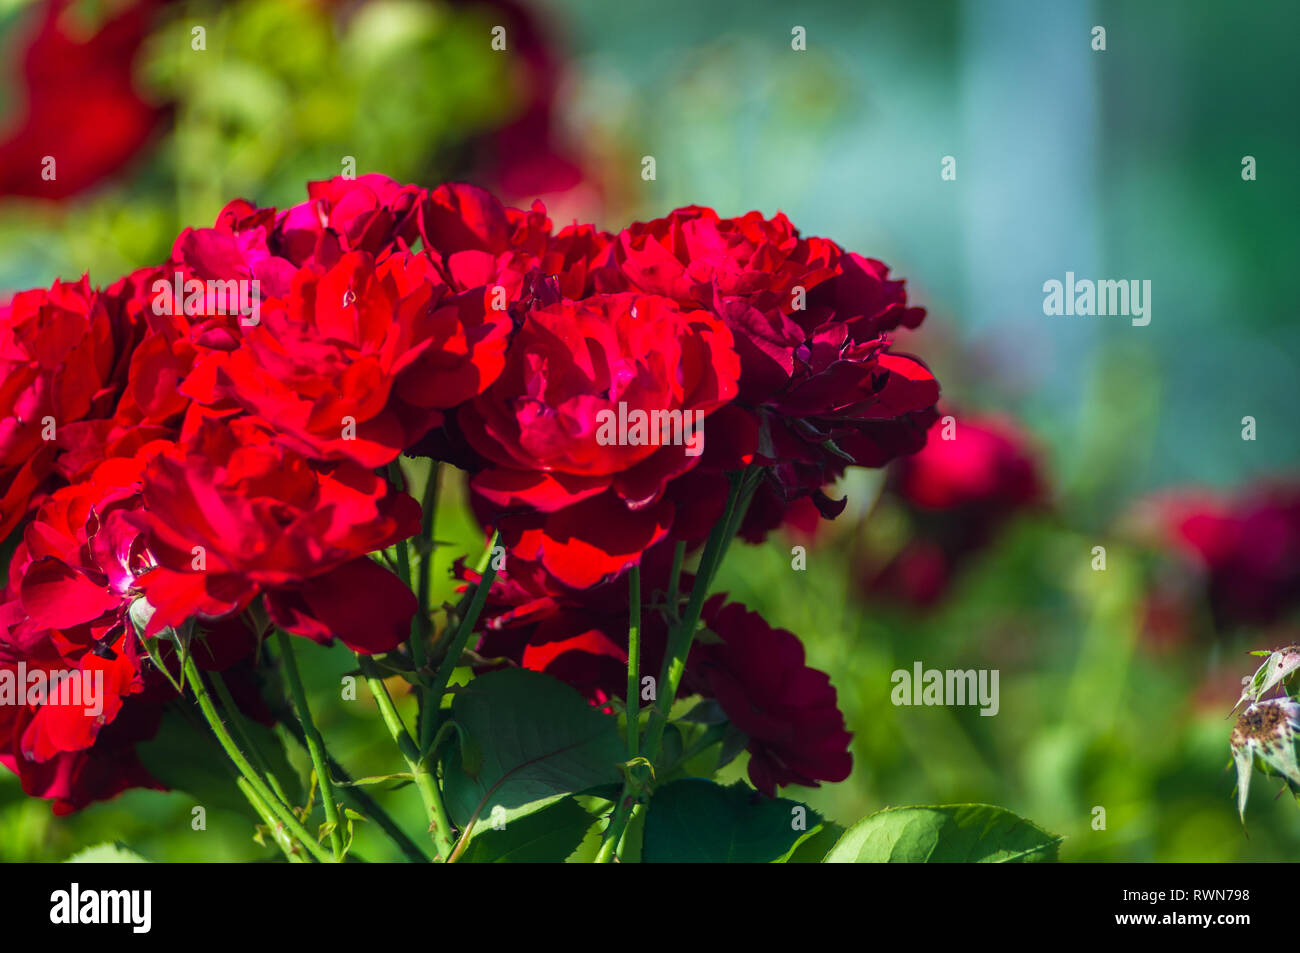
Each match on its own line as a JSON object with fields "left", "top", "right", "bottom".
{"left": 1, "top": 0, "right": 1298, "bottom": 861}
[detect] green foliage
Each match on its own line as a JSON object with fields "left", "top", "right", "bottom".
{"left": 456, "top": 795, "right": 609, "bottom": 863}
{"left": 65, "top": 842, "right": 150, "bottom": 863}
{"left": 823, "top": 804, "right": 1061, "bottom": 863}
{"left": 641, "top": 779, "right": 820, "bottom": 863}
{"left": 439, "top": 669, "right": 627, "bottom": 835}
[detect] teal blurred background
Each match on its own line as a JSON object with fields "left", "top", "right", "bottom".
{"left": 1, "top": 0, "right": 1297, "bottom": 861}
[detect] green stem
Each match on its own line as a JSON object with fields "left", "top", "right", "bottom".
{"left": 172, "top": 697, "right": 303, "bottom": 862}
{"left": 421, "top": 532, "right": 499, "bottom": 751}
{"left": 599, "top": 469, "right": 760, "bottom": 862}
{"left": 416, "top": 464, "right": 441, "bottom": 653}
{"left": 275, "top": 630, "right": 345, "bottom": 861}
{"left": 597, "top": 567, "right": 644, "bottom": 865}
{"left": 644, "top": 469, "right": 756, "bottom": 763}
{"left": 182, "top": 654, "right": 333, "bottom": 863}
{"left": 388, "top": 463, "right": 414, "bottom": 588}
{"left": 412, "top": 463, "right": 441, "bottom": 742}
{"left": 237, "top": 778, "right": 304, "bottom": 862}
{"left": 278, "top": 717, "right": 430, "bottom": 862}
{"left": 626, "top": 566, "right": 642, "bottom": 758}
{"left": 358, "top": 654, "right": 456, "bottom": 861}
{"left": 595, "top": 793, "right": 634, "bottom": 863}
{"left": 211, "top": 671, "right": 290, "bottom": 808}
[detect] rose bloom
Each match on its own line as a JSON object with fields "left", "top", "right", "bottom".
{"left": 459, "top": 291, "right": 742, "bottom": 588}
{"left": 419, "top": 182, "right": 613, "bottom": 301}
{"left": 592, "top": 205, "right": 940, "bottom": 532}
{"left": 863, "top": 411, "right": 1044, "bottom": 606}
{"left": 1139, "top": 484, "right": 1300, "bottom": 631}
{"left": 0, "top": 0, "right": 165, "bottom": 200}
{"left": 128, "top": 417, "right": 420, "bottom": 653}
{"left": 189, "top": 249, "right": 509, "bottom": 467}
{"left": 417, "top": 192, "right": 939, "bottom": 586}
{"left": 55, "top": 176, "right": 447, "bottom": 478}
{"left": 0, "top": 444, "right": 267, "bottom": 814}
{"left": 0, "top": 276, "right": 138, "bottom": 539}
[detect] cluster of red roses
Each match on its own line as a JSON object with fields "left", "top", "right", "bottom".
{"left": 0, "top": 173, "right": 939, "bottom": 812}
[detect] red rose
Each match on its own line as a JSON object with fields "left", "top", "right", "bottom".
{"left": 129, "top": 418, "right": 420, "bottom": 653}
{"left": 276, "top": 174, "right": 425, "bottom": 268}
{"left": 894, "top": 413, "right": 1043, "bottom": 511}
{"left": 694, "top": 596, "right": 852, "bottom": 795}
{"left": 598, "top": 206, "right": 940, "bottom": 530}
{"left": 0, "top": 445, "right": 265, "bottom": 814}
{"left": 0, "top": 277, "right": 135, "bottom": 538}
{"left": 460, "top": 292, "right": 741, "bottom": 588}
{"left": 420, "top": 183, "right": 613, "bottom": 300}
{"left": 195, "top": 250, "right": 508, "bottom": 466}
{"left": 1143, "top": 484, "right": 1300, "bottom": 630}
{"left": 0, "top": 691, "right": 164, "bottom": 815}
{"left": 863, "top": 411, "right": 1044, "bottom": 606}
{"left": 0, "top": 0, "right": 165, "bottom": 200}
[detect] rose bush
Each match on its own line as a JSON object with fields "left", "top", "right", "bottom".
{"left": 0, "top": 174, "right": 1062, "bottom": 864}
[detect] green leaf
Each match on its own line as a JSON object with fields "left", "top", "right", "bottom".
{"left": 823, "top": 804, "right": 1062, "bottom": 863}
{"left": 780, "top": 821, "right": 846, "bottom": 862}
{"left": 642, "top": 778, "right": 819, "bottom": 863}
{"left": 65, "top": 842, "right": 150, "bottom": 863}
{"left": 440, "top": 669, "right": 626, "bottom": 834}
{"left": 334, "top": 773, "right": 414, "bottom": 789}
{"left": 716, "top": 724, "right": 749, "bottom": 769}
{"left": 457, "top": 796, "right": 605, "bottom": 863}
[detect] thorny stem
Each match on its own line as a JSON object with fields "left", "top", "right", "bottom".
{"left": 237, "top": 777, "right": 305, "bottom": 862}
{"left": 275, "top": 630, "right": 345, "bottom": 861}
{"left": 211, "top": 670, "right": 291, "bottom": 809}
{"left": 278, "top": 717, "right": 431, "bottom": 862}
{"left": 358, "top": 654, "right": 456, "bottom": 861}
{"left": 421, "top": 531, "right": 500, "bottom": 751}
{"left": 182, "top": 654, "right": 333, "bottom": 863}
{"left": 598, "top": 468, "right": 760, "bottom": 862}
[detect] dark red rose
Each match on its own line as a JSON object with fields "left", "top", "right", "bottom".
{"left": 1142, "top": 484, "right": 1300, "bottom": 631}
{"left": 863, "top": 411, "right": 1045, "bottom": 607}
{"left": 738, "top": 488, "right": 823, "bottom": 545}
{"left": 694, "top": 596, "right": 852, "bottom": 795}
